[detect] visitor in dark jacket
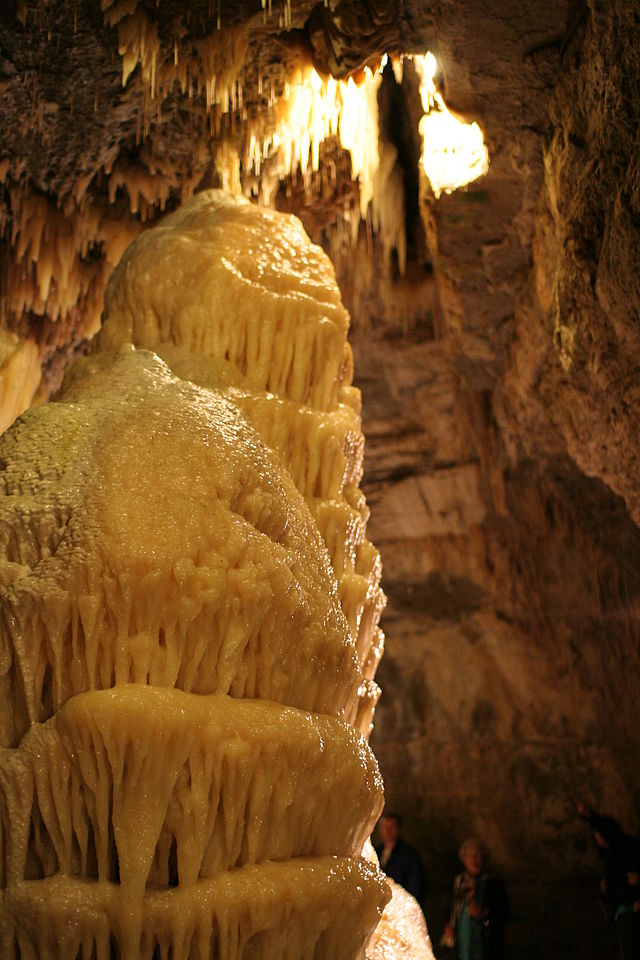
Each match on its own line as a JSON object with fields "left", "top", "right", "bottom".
{"left": 374, "top": 811, "right": 427, "bottom": 908}
{"left": 578, "top": 801, "right": 640, "bottom": 960}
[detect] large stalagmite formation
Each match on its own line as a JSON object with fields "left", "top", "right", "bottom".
{"left": 0, "top": 192, "right": 392, "bottom": 959}
{"left": 1, "top": 0, "right": 640, "bottom": 907}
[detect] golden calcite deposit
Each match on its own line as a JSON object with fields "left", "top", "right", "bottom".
{"left": 0, "top": 191, "right": 390, "bottom": 959}
{"left": 100, "top": 190, "right": 387, "bottom": 734}
{"left": 99, "top": 191, "right": 353, "bottom": 410}
{"left": 0, "top": 329, "right": 41, "bottom": 435}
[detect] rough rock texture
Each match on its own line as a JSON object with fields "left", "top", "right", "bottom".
{"left": 353, "top": 314, "right": 640, "bottom": 871}
{"left": 0, "top": 0, "right": 639, "bottom": 891}
{"left": 501, "top": 2, "right": 640, "bottom": 522}
{"left": 374, "top": 0, "right": 640, "bottom": 870}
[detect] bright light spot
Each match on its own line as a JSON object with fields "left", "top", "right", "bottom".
{"left": 413, "top": 52, "right": 489, "bottom": 198}
{"left": 251, "top": 64, "right": 381, "bottom": 217}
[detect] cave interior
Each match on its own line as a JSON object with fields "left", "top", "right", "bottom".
{"left": 1, "top": 0, "right": 640, "bottom": 956}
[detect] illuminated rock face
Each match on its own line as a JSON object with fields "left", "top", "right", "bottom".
{"left": 0, "top": 194, "right": 389, "bottom": 959}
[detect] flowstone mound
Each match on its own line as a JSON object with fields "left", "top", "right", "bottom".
{"left": 0, "top": 192, "right": 392, "bottom": 960}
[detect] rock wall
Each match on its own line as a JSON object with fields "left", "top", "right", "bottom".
{"left": 502, "top": 1, "right": 640, "bottom": 520}
{"left": 344, "top": 0, "right": 640, "bottom": 874}
{"left": 358, "top": 301, "right": 640, "bottom": 870}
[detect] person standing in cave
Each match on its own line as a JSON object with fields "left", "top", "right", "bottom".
{"left": 374, "top": 812, "right": 427, "bottom": 909}
{"left": 441, "top": 838, "right": 510, "bottom": 960}
{"left": 578, "top": 802, "right": 640, "bottom": 960}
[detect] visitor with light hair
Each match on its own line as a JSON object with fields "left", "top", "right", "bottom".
{"left": 440, "top": 838, "right": 510, "bottom": 960}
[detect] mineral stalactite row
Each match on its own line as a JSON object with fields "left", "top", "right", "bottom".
{"left": 0, "top": 190, "right": 395, "bottom": 960}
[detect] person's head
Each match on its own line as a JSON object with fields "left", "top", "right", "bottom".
{"left": 590, "top": 815, "right": 624, "bottom": 850}
{"left": 459, "top": 838, "right": 486, "bottom": 876}
{"left": 379, "top": 812, "right": 403, "bottom": 847}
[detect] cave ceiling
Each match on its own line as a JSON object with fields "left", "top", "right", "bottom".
{"left": 1, "top": 0, "right": 640, "bottom": 872}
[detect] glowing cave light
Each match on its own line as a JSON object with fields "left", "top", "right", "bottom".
{"left": 413, "top": 52, "right": 489, "bottom": 198}
{"left": 247, "top": 64, "right": 381, "bottom": 216}
{"left": 254, "top": 52, "right": 487, "bottom": 212}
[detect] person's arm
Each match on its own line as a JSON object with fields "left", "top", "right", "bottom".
{"left": 468, "top": 901, "right": 487, "bottom": 918}
{"left": 450, "top": 876, "right": 459, "bottom": 925}
{"left": 467, "top": 878, "right": 488, "bottom": 919}
{"left": 440, "top": 876, "right": 461, "bottom": 946}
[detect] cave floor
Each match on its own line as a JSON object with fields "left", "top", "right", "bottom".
{"left": 426, "top": 873, "right": 619, "bottom": 960}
